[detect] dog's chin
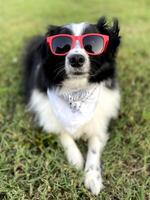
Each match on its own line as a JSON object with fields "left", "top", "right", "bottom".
{"left": 69, "top": 71, "right": 89, "bottom": 78}
{"left": 63, "top": 71, "right": 89, "bottom": 89}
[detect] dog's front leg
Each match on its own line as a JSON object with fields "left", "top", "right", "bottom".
{"left": 84, "top": 134, "right": 108, "bottom": 195}
{"left": 59, "top": 133, "right": 84, "bottom": 170}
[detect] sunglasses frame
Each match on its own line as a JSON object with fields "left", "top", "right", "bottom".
{"left": 46, "top": 33, "right": 109, "bottom": 56}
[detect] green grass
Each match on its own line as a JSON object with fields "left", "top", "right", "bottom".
{"left": 0, "top": 0, "right": 150, "bottom": 199}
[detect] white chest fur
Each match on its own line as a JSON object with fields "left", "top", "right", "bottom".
{"left": 28, "top": 83, "right": 120, "bottom": 139}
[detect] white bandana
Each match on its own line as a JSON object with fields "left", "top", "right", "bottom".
{"left": 47, "top": 85, "right": 100, "bottom": 134}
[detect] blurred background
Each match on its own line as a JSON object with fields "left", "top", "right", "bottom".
{"left": 0, "top": 0, "right": 149, "bottom": 199}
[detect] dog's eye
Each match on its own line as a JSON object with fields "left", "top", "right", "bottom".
{"left": 52, "top": 36, "right": 72, "bottom": 54}
{"left": 83, "top": 35, "right": 104, "bottom": 54}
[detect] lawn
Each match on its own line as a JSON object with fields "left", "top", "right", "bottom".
{"left": 0, "top": 0, "right": 150, "bottom": 199}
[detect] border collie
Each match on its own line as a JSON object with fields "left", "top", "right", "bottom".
{"left": 23, "top": 16, "right": 121, "bottom": 195}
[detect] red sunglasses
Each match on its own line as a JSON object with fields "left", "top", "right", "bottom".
{"left": 46, "top": 33, "right": 109, "bottom": 56}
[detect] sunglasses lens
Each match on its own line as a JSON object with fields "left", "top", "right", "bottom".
{"left": 83, "top": 35, "right": 104, "bottom": 54}
{"left": 52, "top": 36, "right": 72, "bottom": 54}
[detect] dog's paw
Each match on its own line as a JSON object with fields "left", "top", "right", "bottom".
{"left": 84, "top": 168, "right": 104, "bottom": 195}
{"left": 66, "top": 147, "right": 84, "bottom": 170}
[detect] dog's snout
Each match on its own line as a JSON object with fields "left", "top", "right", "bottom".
{"left": 69, "top": 54, "right": 85, "bottom": 68}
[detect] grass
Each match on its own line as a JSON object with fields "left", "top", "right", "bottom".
{"left": 0, "top": 0, "right": 150, "bottom": 199}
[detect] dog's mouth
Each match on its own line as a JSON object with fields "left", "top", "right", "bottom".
{"left": 72, "top": 72, "right": 85, "bottom": 75}
{"left": 70, "top": 71, "right": 88, "bottom": 78}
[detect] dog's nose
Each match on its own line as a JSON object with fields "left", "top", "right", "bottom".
{"left": 69, "top": 54, "right": 85, "bottom": 68}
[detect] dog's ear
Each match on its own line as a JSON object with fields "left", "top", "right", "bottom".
{"left": 96, "top": 16, "right": 108, "bottom": 34}
{"left": 111, "top": 18, "right": 120, "bottom": 36}
{"left": 46, "top": 25, "right": 60, "bottom": 36}
{"left": 24, "top": 25, "right": 60, "bottom": 61}
{"left": 97, "top": 16, "right": 121, "bottom": 56}
{"left": 96, "top": 16, "right": 120, "bottom": 36}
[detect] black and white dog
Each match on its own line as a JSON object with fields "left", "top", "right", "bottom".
{"left": 23, "top": 17, "right": 121, "bottom": 195}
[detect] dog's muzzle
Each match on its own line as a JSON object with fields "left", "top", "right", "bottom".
{"left": 68, "top": 54, "right": 85, "bottom": 68}
{"left": 65, "top": 48, "right": 90, "bottom": 76}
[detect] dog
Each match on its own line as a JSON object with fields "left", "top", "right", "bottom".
{"left": 23, "top": 16, "right": 121, "bottom": 195}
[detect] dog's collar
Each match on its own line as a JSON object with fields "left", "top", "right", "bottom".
{"left": 47, "top": 85, "right": 100, "bottom": 133}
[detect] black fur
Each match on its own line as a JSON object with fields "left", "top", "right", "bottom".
{"left": 23, "top": 17, "right": 120, "bottom": 102}
{"left": 87, "top": 17, "right": 120, "bottom": 85}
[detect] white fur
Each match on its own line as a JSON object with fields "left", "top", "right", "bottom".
{"left": 29, "top": 83, "right": 120, "bottom": 139}
{"left": 65, "top": 23, "right": 88, "bottom": 36}
{"left": 60, "top": 133, "right": 84, "bottom": 169}
{"left": 84, "top": 135, "right": 108, "bottom": 195}
{"left": 28, "top": 82, "right": 120, "bottom": 195}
